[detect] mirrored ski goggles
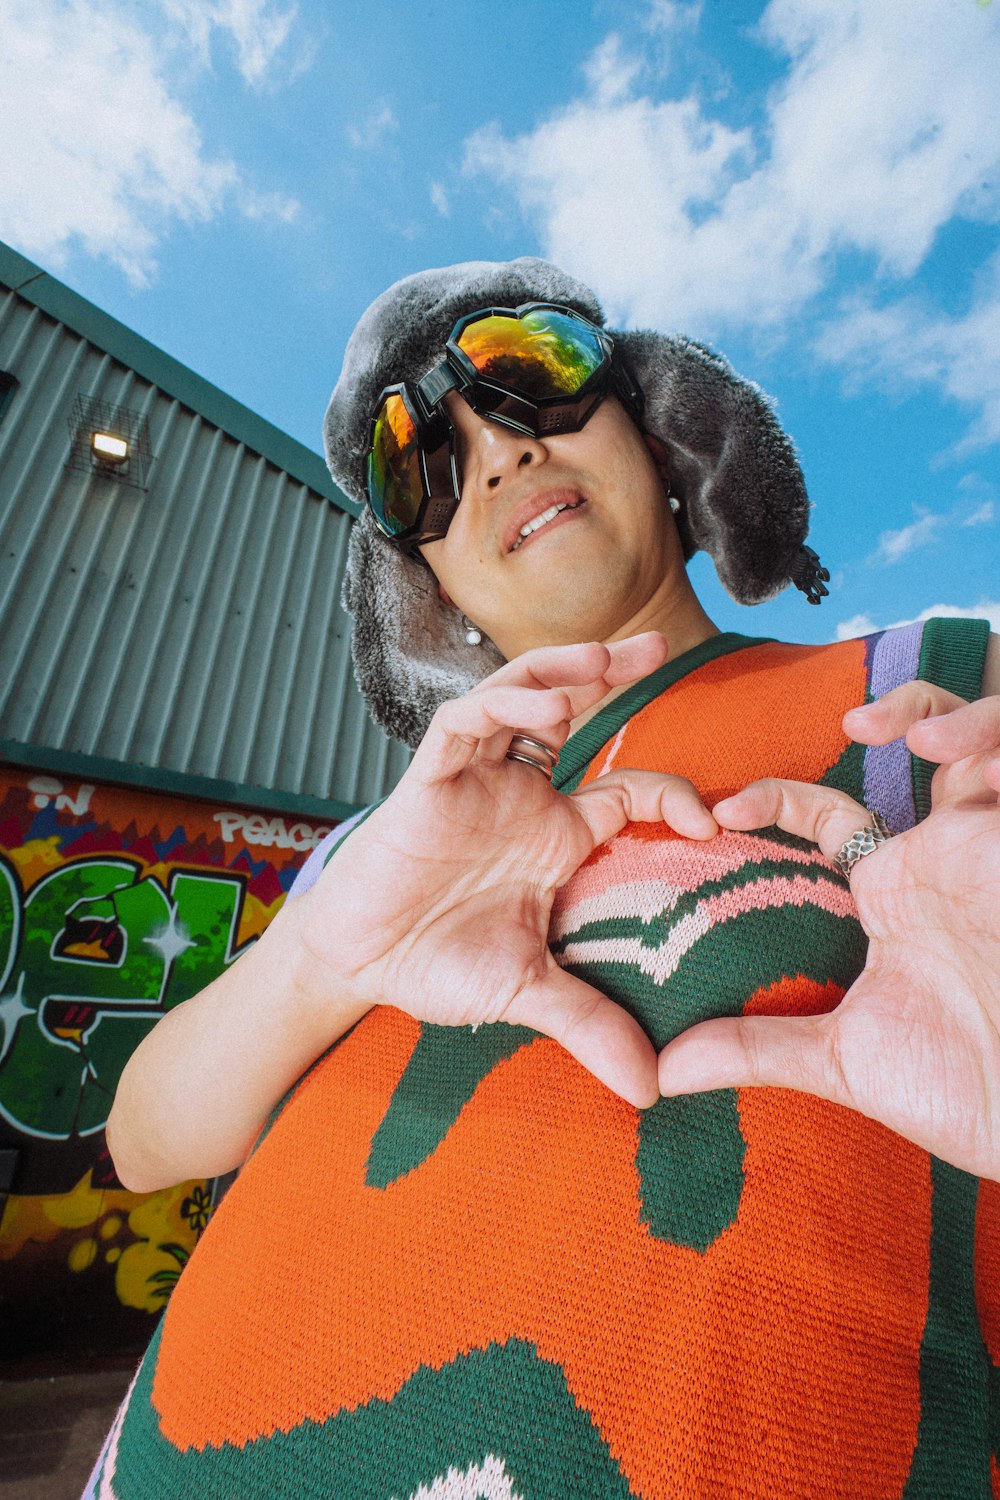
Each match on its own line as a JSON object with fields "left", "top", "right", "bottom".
{"left": 366, "top": 303, "right": 640, "bottom": 546}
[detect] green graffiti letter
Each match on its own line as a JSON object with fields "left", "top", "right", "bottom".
{"left": 0, "top": 861, "right": 171, "bottom": 1139}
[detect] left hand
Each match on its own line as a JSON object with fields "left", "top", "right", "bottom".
{"left": 656, "top": 681, "right": 1000, "bottom": 1180}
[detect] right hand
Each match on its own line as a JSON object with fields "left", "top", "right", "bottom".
{"left": 291, "top": 634, "right": 718, "bottom": 1108}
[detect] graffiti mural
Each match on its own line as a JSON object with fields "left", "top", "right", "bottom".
{"left": 0, "top": 765, "right": 335, "bottom": 1365}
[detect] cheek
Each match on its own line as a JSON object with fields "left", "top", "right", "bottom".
{"left": 420, "top": 534, "right": 495, "bottom": 619}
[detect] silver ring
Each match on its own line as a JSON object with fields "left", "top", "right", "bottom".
{"left": 832, "top": 809, "right": 893, "bottom": 881}
{"left": 505, "top": 733, "right": 559, "bottom": 780}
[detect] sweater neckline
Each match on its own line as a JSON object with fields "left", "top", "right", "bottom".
{"left": 553, "top": 632, "right": 770, "bottom": 793}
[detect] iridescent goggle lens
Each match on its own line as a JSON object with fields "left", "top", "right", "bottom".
{"left": 367, "top": 391, "right": 424, "bottom": 538}
{"left": 453, "top": 307, "right": 607, "bottom": 401}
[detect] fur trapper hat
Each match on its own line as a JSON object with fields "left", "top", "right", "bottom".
{"left": 326, "top": 256, "right": 822, "bottom": 749}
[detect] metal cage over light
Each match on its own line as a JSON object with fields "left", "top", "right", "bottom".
{"left": 67, "top": 394, "right": 153, "bottom": 489}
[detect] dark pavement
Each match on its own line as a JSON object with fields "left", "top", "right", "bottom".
{"left": 1, "top": 1366, "right": 134, "bottom": 1499}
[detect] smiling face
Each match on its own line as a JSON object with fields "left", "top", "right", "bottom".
{"left": 419, "top": 393, "right": 709, "bottom": 662}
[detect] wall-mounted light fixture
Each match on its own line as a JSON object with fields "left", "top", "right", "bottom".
{"left": 91, "top": 430, "right": 130, "bottom": 465}
{"left": 68, "top": 394, "right": 152, "bottom": 489}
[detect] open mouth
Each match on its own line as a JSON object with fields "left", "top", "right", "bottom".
{"left": 509, "top": 497, "right": 586, "bottom": 552}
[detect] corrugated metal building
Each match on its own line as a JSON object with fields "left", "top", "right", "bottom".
{"left": 0, "top": 240, "right": 410, "bottom": 1367}
{"left": 0, "top": 238, "right": 410, "bottom": 813}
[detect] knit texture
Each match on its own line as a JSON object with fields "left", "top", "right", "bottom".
{"left": 86, "top": 621, "right": 999, "bottom": 1500}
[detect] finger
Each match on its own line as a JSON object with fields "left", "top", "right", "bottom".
{"left": 657, "top": 1011, "right": 848, "bottom": 1107}
{"left": 415, "top": 636, "right": 671, "bottom": 783}
{"left": 483, "top": 633, "right": 666, "bottom": 695}
{"left": 842, "top": 680, "right": 967, "bottom": 745}
{"left": 505, "top": 964, "right": 659, "bottom": 1109}
{"left": 487, "top": 634, "right": 669, "bottom": 725}
{"left": 712, "top": 778, "right": 872, "bottom": 859}
{"left": 926, "top": 749, "right": 1000, "bottom": 811}
{"left": 601, "top": 632, "right": 670, "bottom": 686}
{"left": 905, "top": 693, "right": 1000, "bottom": 763}
{"left": 414, "top": 684, "right": 576, "bottom": 782}
{"left": 573, "top": 770, "right": 719, "bottom": 846}
{"left": 483, "top": 639, "right": 613, "bottom": 691}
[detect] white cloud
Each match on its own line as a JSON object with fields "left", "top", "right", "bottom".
{"left": 583, "top": 34, "right": 642, "bottom": 107}
{"left": 835, "top": 614, "right": 880, "bottom": 639}
{"left": 429, "top": 181, "right": 450, "bottom": 218}
{"left": 874, "top": 513, "right": 944, "bottom": 565}
{"left": 161, "top": 0, "right": 304, "bottom": 87}
{"left": 347, "top": 103, "right": 398, "bottom": 150}
{"left": 963, "top": 500, "right": 996, "bottom": 527}
{"left": 464, "top": 91, "right": 753, "bottom": 330}
{"left": 465, "top": 99, "right": 753, "bottom": 328}
{"left": 463, "top": 0, "right": 1000, "bottom": 435}
{"left": 0, "top": 0, "right": 301, "bottom": 286}
{"left": 816, "top": 250, "right": 1000, "bottom": 454}
{"left": 836, "top": 600, "right": 1000, "bottom": 641}
{"left": 645, "top": 0, "right": 702, "bottom": 40}
{"left": 866, "top": 486, "right": 995, "bottom": 565}
{"left": 240, "top": 187, "right": 300, "bottom": 223}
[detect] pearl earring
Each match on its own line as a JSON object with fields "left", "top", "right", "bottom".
{"left": 668, "top": 492, "right": 681, "bottom": 514}
{"left": 462, "top": 614, "right": 483, "bottom": 646}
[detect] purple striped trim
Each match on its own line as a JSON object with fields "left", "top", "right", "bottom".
{"left": 286, "top": 808, "right": 368, "bottom": 899}
{"left": 862, "top": 621, "right": 924, "bottom": 833}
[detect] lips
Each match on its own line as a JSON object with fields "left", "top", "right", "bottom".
{"left": 503, "top": 489, "right": 587, "bottom": 554}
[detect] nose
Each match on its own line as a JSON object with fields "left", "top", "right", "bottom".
{"left": 447, "top": 396, "right": 548, "bottom": 498}
{"left": 480, "top": 422, "right": 546, "bottom": 492}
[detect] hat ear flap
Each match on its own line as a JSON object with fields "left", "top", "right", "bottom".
{"left": 342, "top": 513, "right": 503, "bottom": 749}
{"left": 616, "top": 330, "right": 810, "bottom": 604}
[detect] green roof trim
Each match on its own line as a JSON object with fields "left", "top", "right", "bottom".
{"left": 0, "top": 740, "right": 363, "bottom": 823}
{"left": 0, "top": 239, "right": 361, "bottom": 517}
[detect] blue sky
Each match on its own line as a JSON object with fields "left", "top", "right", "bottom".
{"left": 2, "top": 0, "right": 998, "bottom": 645}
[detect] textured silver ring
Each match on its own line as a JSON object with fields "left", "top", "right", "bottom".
{"left": 832, "top": 809, "right": 893, "bottom": 881}
{"left": 506, "top": 733, "right": 559, "bottom": 780}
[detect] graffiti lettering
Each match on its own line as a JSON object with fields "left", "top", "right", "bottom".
{"left": 213, "top": 811, "right": 330, "bottom": 851}
{"left": 27, "top": 777, "right": 96, "bottom": 816}
{"left": 0, "top": 855, "right": 253, "bottom": 1140}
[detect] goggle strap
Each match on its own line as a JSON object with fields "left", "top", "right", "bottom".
{"left": 612, "top": 359, "right": 644, "bottom": 420}
{"left": 416, "top": 360, "right": 461, "bottom": 415}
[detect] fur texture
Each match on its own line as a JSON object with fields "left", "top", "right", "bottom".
{"left": 325, "top": 257, "right": 812, "bottom": 748}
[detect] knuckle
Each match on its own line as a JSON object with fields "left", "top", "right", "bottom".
{"left": 822, "top": 1021, "right": 855, "bottom": 1105}
{"left": 665, "top": 774, "right": 699, "bottom": 798}
{"left": 559, "top": 988, "right": 603, "bottom": 1048}
{"left": 815, "top": 792, "right": 862, "bottom": 840}
{"left": 736, "top": 1018, "right": 765, "bottom": 1076}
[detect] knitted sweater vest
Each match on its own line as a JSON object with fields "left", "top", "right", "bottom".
{"left": 87, "top": 622, "right": 998, "bottom": 1500}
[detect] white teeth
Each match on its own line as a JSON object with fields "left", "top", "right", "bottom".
{"left": 520, "top": 503, "right": 563, "bottom": 537}
{"left": 512, "top": 500, "right": 581, "bottom": 550}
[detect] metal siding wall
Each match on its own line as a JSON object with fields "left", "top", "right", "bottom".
{"left": 0, "top": 284, "right": 411, "bottom": 808}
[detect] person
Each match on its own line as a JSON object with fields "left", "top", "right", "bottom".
{"left": 89, "top": 258, "right": 1000, "bottom": 1499}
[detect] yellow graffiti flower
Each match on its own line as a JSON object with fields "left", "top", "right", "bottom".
{"left": 113, "top": 1179, "right": 206, "bottom": 1313}
{"left": 1, "top": 1168, "right": 211, "bottom": 1313}
{"left": 180, "top": 1184, "right": 213, "bottom": 1233}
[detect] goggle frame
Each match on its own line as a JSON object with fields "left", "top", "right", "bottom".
{"left": 365, "top": 303, "right": 642, "bottom": 549}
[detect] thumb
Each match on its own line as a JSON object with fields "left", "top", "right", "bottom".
{"left": 505, "top": 964, "right": 659, "bottom": 1109}
{"left": 657, "top": 1011, "right": 847, "bottom": 1106}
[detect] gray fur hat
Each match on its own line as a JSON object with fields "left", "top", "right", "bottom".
{"left": 326, "top": 256, "right": 824, "bottom": 749}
